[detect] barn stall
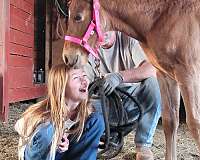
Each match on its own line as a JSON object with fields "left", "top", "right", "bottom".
{"left": 0, "top": 0, "right": 63, "bottom": 122}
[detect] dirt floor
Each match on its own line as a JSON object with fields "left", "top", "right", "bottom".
{"left": 0, "top": 102, "right": 200, "bottom": 160}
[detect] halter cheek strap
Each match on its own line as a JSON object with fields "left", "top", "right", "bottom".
{"left": 93, "top": 0, "right": 104, "bottom": 42}
{"left": 65, "top": 0, "right": 104, "bottom": 59}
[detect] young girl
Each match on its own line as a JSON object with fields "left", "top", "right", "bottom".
{"left": 15, "top": 64, "right": 104, "bottom": 160}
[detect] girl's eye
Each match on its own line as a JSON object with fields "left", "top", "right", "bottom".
{"left": 73, "top": 76, "right": 79, "bottom": 80}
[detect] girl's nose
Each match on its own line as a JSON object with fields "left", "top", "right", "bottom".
{"left": 81, "top": 76, "right": 88, "bottom": 85}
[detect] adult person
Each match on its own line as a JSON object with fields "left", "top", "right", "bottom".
{"left": 15, "top": 64, "right": 104, "bottom": 160}
{"left": 84, "top": 31, "right": 162, "bottom": 160}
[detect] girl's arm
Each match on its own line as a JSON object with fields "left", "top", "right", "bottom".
{"left": 24, "top": 124, "right": 54, "bottom": 160}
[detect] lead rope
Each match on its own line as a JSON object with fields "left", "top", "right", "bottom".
{"left": 94, "top": 57, "right": 103, "bottom": 78}
{"left": 92, "top": 57, "right": 111, "bottom": 153}
{"left": 54, "top": 0, "right": 68, "bottom": 17}
{"left": 56, "top": 13, "right": 65, "bottom": 39}
{"left": 54, "top": 0, "right": 67, "bottom": 39}
{"left": 93, "top": 58, "right": 124, "bottom": 158}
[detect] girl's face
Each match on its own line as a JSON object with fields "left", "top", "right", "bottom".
{"left": 65, "top": 68, "right": 89, "bottom": 103}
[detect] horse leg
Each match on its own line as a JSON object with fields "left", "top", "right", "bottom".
{"left": 157, "top": 72, "right": 180, "bottom": 160}
{"left": 175, "top": 67, "right": 200, "bottom": 151}
{"left": 140, "top": 43, "right": 180, "bottom": 159}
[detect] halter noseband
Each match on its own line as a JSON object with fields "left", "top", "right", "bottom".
{"left": 65, "top": 0, "right": 104, "bottom": 59}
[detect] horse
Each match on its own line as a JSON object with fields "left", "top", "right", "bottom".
{"left": 62, "top": 0, "right": 200, "bottom": 159}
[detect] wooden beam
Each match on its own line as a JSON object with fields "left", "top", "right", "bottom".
{"left": 10, "top": 43, "right": 33, "bottom": 57}
{"left": 10, "top": 29, "right": 34, "bottom": 48}
{"left": 8, "top": 85, "right": 46, "bottom": 103}
{"left": 10, "top": 0, "right": 34, "bottom": 14}
{"left": 0, "top": 0, "right": 10, "bottom": 122}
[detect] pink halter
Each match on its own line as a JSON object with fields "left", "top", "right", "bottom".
{"left": 65, "top": 0, "right": 104, "bottom": 59}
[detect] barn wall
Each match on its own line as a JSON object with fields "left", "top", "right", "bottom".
{"left": 8, "top": 0, "right": 46, "bottom": 103}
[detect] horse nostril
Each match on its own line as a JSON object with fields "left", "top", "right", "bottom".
{"left": 63, "top": 55, "right": 69, "bottom": 65}
{"left": 74, "top": 55, "right": 78, "bottom": 65}
{"left": 63, "top": 54, "right": 81, "bottom": 68}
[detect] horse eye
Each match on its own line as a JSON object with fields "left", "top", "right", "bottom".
{"left": 74, "top": 14, "right": 83, "bottom": 22}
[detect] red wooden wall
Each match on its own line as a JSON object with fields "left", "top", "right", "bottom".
{"left": 0, "top": 0, "right": 47, "bottom": 121}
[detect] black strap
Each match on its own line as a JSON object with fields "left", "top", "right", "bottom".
{"left": 89, "top": 78, "right": 110, "bottom": 151}
{"left": 89, "top": 78, "right": 139, "bottom": 159}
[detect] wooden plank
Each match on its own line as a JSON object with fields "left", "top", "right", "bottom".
{"left": 0, "top": 1, "right": 3, "bottom": 43}
{"left": 0, "top": 3, "right": 2, "bottom": 17}
{"left": 10, "top": 42, "right": 33, "bottom": 57}
{"left": 10, "top": 28, "right": 34, "bottom": 48}
{"left": 24, "top": 0, "right": 34, "bottom": 6}
{"left": 0, "top": 73, "right": 3, "bottom": 115}
{"left": 10, "top": 9, "right": 34, "bottom": 35}
{"left": 0, "top": 44, "right": 3, "bottom": 108}
{"left": 0, "top": 45, "right": 3, "bottom": 113}
{"left": 0, "top": 29, "right": 2, "bottom": 43}
{"left": 1, "top": 0, "right": 10, "bottom": 122}
{"left": 8, "top": 66, "right": 33, "bottom": 89}
{"left": 10, "top": 4, "right": 34, "bottom": 24}
{"left": 8, "top": 54, "right": 33, "bottom": 67}
{"left": 0, "top": 47, "right": 2, "bottom": 107}
{"left": 0, "top": 45, "right": 3, "bottom": 68}
{"left": 0, "top": 24, "right": 2, "bottom": 43}
{"left": 10, "top": 0, "right": 34, "bottom": 15}
{"left": 0, "top": 45, "right": 2, "bottom": 111}
{"left": 8, "top": 85, "right": 46, "bottom": 103}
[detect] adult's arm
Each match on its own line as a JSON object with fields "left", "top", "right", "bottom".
{"left": 120, "top": 60, "right": 157, "bottom": 83}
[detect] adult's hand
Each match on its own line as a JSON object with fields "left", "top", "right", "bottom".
{"left": 103, "top": 72, "right": 123, "bottom": 95}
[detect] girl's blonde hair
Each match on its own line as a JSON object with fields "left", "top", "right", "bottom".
{"left": 16, "top": 64, "right": 90, "bottom": 160}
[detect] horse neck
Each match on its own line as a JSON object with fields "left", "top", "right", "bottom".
{"left": 100, "top": 0, "right": 169, "bottom": 42}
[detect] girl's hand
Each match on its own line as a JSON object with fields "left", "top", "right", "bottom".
{"left": 58, "top": 133, "right": 69, "bottom": 152}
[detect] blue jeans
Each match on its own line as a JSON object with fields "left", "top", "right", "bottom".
{"left": 91, "top": 77, "right": 161, "bottom": 147}
{"left": 56, "top": 112, "right": 105, "bottom": 160}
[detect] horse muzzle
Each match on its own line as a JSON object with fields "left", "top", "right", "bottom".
{"left": 62, "top": 48, "right": 88, "bottom": 67}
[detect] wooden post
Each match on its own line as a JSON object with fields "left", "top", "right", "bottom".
{"left": 45, "top": 0, "right": 53, "bottom": 81}
{"left": 0, "top": 0, "right": 10, "bottom": 122}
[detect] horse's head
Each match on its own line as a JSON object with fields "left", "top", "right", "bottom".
{"left": 63, "top": 0, "right": 102, "bottom": 66}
